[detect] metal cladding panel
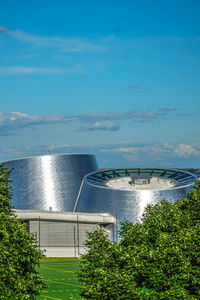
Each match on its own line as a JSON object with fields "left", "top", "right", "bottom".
{"left": 76, "top": 170, "right": 194, "bottom": 226}
{"left": 5, "top": 154, "right": 98, "bottom": 211}
{"left": 29, "top": 220, "right": 101, "bottom": 247}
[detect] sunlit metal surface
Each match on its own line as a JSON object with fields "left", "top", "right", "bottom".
{"left": 75, "top": 168, "right": 196, "bottom": 225}
{"left": 4, "top": 154, "right": 98, "bottom": 211}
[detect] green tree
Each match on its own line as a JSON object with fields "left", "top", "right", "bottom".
{"left": 0, "top": 164, "right": 46, "bottom": 299}
{"left": 79, "top": 182, "right": 200, "bottom": 299}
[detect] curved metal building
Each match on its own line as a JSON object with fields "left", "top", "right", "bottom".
{"left": 5, "top": 154, "right": 98, "bottom": 211}
{"left": 75, "top": 168, "right": 196, "bottom": 225}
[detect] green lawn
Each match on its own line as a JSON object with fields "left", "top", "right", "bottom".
{"left": 37, "top": 258, "right": 81, "bottom": 300}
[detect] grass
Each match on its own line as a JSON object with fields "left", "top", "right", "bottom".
{"left": 37, "top": 258, "right": 81, "bottom": 300}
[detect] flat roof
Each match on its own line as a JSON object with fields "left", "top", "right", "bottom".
{"left": 3, "top": 153, "right": 96, "bottom": 163}
{"left": 15, "top": 209, "right": 115, "bottom": 224}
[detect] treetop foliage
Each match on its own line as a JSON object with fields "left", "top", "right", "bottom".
{"left": 0, "top": 164, "right": 13, "bottom": 213}
{"left": 0, "top": 163, "right": 46, "bottom": 299}
{"left": 79, "top": 182, "right": 200, "bottom": 299}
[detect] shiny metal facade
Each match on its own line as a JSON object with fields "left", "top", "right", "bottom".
{"left": 5, "top": 154, "right": 98, "bottom": 211}
{"left": 75, "top": 168, "right": 196, "bottom": 225}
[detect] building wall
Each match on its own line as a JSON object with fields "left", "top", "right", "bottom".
{"left": 28, "top": 219, "right": 113, "bottom": 257}
{"left": 5, "top": 154, "right": 98, "bottom": 211}
{"left": 76, "top": 180, "right": 193, "bottom": 226}
{"left": 16, "top": 210, "right": 115, "bottom": 257}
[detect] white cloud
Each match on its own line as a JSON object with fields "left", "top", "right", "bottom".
{"left": 81, "top": 121, "right": 119, "bottom": 131}
{"left": 79, "top": 110, "right": 170, "bottom": 123}
{"left": 0, "top": 26, "right": 8, "bottom": 33}
{"left": 0, "top": 108, "right": 184, "bottom": 135}
{"left": 8, "top": 29, "right": 104, "bottom": 52}
{"left": 0, "top": 112, "right": 76, "bottom": 135}
{"left": 48, "top": 144, "right": 70, "bottom": 150}
{"left": 173, "top": 144, "right": 200, "bottom": 157}
{"left": 0, "top": 65, "right": 85, "bottom": 76}
{"left": 114, "top": 147, "right": 140, "bottom": 153}
{"left": 101, "top": 143, "right": 200, "bottom": 158}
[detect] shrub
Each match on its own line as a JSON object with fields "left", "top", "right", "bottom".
{"left": 0, "top": 164, "right": 46, "bottom": 299}
{"left": 79, "top": 182, "right": 200, "bottom": 299}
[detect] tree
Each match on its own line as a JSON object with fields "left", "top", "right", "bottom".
{"left": 78, "top": 182, "right": 200, "bottom": 299}
{"left": 0, "top": 164, "right": 46, "bottom": 299}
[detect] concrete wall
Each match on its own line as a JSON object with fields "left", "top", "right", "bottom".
{"left": 40, "top": 246, "right": 88, "bottom": 258}
{"left": 16, "top": 210, "right": 115, "bottom": 257}
{"left": 28, "top": 220, "right": 112, "bottom": 257}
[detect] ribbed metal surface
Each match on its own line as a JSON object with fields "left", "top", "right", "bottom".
{"left": 4, "top": 154, "right": 98, "bottom": 211}
{"left": 75, "top": 168, "right": 196, "bottom": 225}
{"left": 29, "top": 220, "right": 98, "bottom": 247}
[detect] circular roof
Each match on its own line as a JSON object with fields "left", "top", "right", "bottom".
{"left": 85, "top": 168, "right": 196, "bottom": 190}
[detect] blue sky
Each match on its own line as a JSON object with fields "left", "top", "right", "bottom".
{"left": 0, "top": 0, "right": 199, "bottom": 168}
